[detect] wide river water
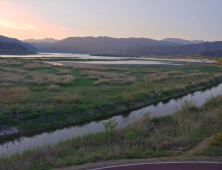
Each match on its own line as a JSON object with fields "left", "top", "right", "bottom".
{"left": 1, "top": 53, "right": 215, "bottom": 64}
{"left": 1, "top": 83, "right": 222, "bottom": 157}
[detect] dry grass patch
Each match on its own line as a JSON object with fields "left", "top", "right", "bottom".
{"left": 94, "top": 77, "right": 136, "bottom": 85}
{"left": 23, "top": 62, "right": 52, "bottom": 70}
{"left": 31, "top": 73, "right": 76, "bottom": 85}
{"left": 47, "top": 93, "right": 81, "bottom": 103}
{"left": 0, "top": 67, "right": 28, "bottom": 74}
{"left": 0, "top": 67, "right": 76, "bottom": 85}
{"left": 214, "top": 73, "right": 222, "bottom": 79}
{"left": 191, "top": 78, "right": 211, "bottom": 86}
{"left": 81, "top": 70, "right": 136, "bottom": 85}
{"left": 0, "top": 86, "right": 30, "bottom": 104}
{"left": 189, "top": 70, "right": 200, "bottom": 73}
{"left": 81, "top": 70, "right": 126, "bottom": 79}
{"left": 144, "top": 73, "right": 169, "bottom": 82}
{"left": 48, "top": 84, "right": 60, "bottom": 91}
{"left": 0, "top": 71, "right": 29, "bottom": 83}
{"left": 54, "top": 68, "right": 72, "bottom": 75}
{"left": 0, "top": 59, "right": 23, "bottom": 66}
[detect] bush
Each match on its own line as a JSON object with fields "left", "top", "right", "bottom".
{"left": 103, "top": 119, "right": 118, "bottom": 133}
{"left": 46, "top": 108, "right": 55, "bottom": 115}
{"left": 124, "top": 131, "right": 136, "bottom": 140}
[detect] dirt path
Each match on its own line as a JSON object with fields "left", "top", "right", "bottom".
{"left": 52, "top": 134, "right": 222, "bottom": 170}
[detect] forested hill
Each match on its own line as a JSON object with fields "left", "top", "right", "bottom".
{"left": 0, "top": 42, "right": 28, "bottom": 51}
{"left": 120, "top": 41, "right": 222, "bottom": 56}
{"left": 193, "top": 50, "right": 222, "bottom": 57}
{"left": 0, "top": 42, "right": 36, "bottom": 54}
{"left": 0, "top": 35, "right": 38, "bottom": 51}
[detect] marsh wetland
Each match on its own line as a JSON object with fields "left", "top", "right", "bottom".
{"left": 0, "top": 56, "right": 222, "bottom": 169}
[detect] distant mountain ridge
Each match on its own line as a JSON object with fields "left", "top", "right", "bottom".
{"left": 23, "top": 38, "right": 59, "bottom": 43}
{"left": 29, "top": 36, "right": 181, "bottom": 53}
{"left": 120, "top": 41, "right": 222, "bottom": 56}
{"left": 161, "top": 38, "right": 204, "bottom": 45}
{"left": 0, "top": 35, "right": 38, "bottom": 51}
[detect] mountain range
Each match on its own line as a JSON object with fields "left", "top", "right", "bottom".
{"left": 23, "top": 38, "right": 59, "bottom": 43}
{"left": 25, "top": 36, "right": 185, "bottom": 53}
{"left": 120, "top": 41, "right": 222, "bottom": 56}
{"left": 24, "top": 37, "right": 206, "bottom": 54}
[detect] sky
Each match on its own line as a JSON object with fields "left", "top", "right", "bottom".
{"left": 0, "top": 0, "right": 221, "bottom": 41}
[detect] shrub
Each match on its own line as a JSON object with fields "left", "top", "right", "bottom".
{"left": 46, "top": 108, "right": 55, "bottom": 115}
{"left": 102, "top": 119, "right": 118, "bottom": 133}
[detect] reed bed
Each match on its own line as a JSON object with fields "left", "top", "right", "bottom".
{"left": 94, "top": 77, "right": 137, "bottom": 85}
{"left": 0, "top": 68, "right": 76, "bottom": 85}
{"left": 144, "top": 73, "right": 169, "bottom": 82}
{"left": 0, "top": 59, "right": 23, "bottom": 66}
{"left": 47, "top": 92, "right": 81, "bottom": 104}
{"left": 81, "top": 70, "right": 136, "bottom": 85}
{"left": 48, "top": 84, "right": 60, "bottom": 91}
{"left": 54, "top": 68, "right": 72, "bottom": 75}
{"left": 0, "top": 86, "right": 30, "bottom": 104}
{"left": 23, "top": 62, "right": 52, "bottom": 70}
{"left": 80, "top": 70, "right": 126, "bottom": 79}
{"left": 144, "top": 70, "right": 211, "bottom": 83}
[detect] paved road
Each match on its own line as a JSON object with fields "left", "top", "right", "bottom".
{"left": 92, "top": 162, "right": 222, "bottom": 170}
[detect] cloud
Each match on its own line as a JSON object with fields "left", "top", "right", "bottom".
{"left": 0, "top": 21, "right": 36, "bottom": 29}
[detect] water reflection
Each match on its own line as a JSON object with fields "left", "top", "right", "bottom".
{"left": 0, "top": 83, "right": 222, "bottom": 157}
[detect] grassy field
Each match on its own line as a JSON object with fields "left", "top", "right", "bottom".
{"left": 1, "top": 94, "right": 222, "bottom": 170}
{"left": 0, "top": 58, "right": 222, "bottom": 131}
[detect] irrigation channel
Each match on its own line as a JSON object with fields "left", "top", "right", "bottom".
{"left": 1, "top": 83, "right": 222, "bottom": 157}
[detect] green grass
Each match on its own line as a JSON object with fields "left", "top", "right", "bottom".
{"left": 1, "top": 94, "right": 222, "bottom": 170}
{"left": 198, "top": 133, "right": 222, "bottom": 156}
{"left": 0, "top": 58, "right": 222, "bottom": 131}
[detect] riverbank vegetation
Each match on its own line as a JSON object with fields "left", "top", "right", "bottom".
{"left": 0, "top": 58, "right": 222, "bottom": 131}
{"left": 1, "top": 94, "right": 222, "bottom": 170}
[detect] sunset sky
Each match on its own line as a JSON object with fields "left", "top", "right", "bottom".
{"left": 0, "top": 0, "right": 221, "bottom": 41}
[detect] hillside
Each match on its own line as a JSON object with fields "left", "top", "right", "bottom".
{"left": 120, "top": 41, "right": 222, "bottom": 56}
{"left": 0, "top": 42, "right": 28, "bottom": 51}
{"left": 0, "top": 42, "right": 36, "bottom": 54}
{"left": 193, "top": 49, "right": 222, "bottom": 57}
{"left": 161, "top": 38, "right": 204, "bottom": 45}
{"left": 0, "top": 35, "right": 38, "bottom": 51}
{"left": 30, "top": 36, "right": 181, "bottom": 53}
